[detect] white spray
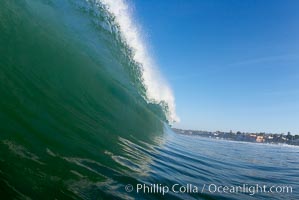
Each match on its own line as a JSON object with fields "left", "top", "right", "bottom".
{"left": 98, "top": 0, "right": 179, "bottom": 123}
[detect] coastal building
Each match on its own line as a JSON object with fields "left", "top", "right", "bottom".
{"left": 256, "top": 136, "right": 265, "bottom": 143}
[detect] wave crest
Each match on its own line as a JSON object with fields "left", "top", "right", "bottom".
{"left": 95, "top": 0, "right": 179, "bottom": 123}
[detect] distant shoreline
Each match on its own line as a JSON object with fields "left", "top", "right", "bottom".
{"left": 172, "top": 128, "right": 299, "bottom": 147}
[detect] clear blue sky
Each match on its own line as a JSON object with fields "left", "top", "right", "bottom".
{"left": 132, "top": 0, "right": 299, "bottom": 134}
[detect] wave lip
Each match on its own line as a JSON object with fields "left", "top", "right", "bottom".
{"left": 98, "top": 0, "right": 179, "bottom": 123}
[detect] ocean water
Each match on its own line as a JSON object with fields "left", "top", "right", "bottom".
{"left": 0, "top": 0, "right": 298, "bottom": 199}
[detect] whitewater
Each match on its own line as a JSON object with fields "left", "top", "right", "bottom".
{"left": 96, "top": 0, "right": 178, "bottom": 123}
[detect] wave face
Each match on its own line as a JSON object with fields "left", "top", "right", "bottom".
{"left": 0, "top": 0, "right": 171, "bottom": 199}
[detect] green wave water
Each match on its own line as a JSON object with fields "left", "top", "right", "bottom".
{"left": 0, "top": 0, "right": 167, "bottom": 198}
{"left": 1, "top": 1, "right": 299, "bottom": 200}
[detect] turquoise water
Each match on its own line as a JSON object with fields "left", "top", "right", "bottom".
{"left": 1, "top": 0, "right": 298, "bottom": 199}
